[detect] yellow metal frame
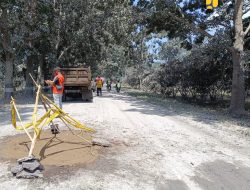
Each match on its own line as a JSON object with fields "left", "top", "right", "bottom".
{"left": 10, "top": 78, "right": 95, "bottom": 157}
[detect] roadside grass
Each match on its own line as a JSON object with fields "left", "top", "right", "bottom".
{"left": 125, "top": 87, "right": 250, "bottom": 113}
{"left": 125, "top": 87, "right": 250, "bottom": 133}
{"left": 127, "top": 90, "right": 175, "bottom": 108}
{"left": 125, "top": 88, "right": 222, "bottom": 112}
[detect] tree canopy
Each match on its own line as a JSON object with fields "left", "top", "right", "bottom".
{"left": 1, "top": 0, "right": 250, "bottom": 116}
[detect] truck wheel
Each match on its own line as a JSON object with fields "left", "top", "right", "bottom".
{"left": 82, "top": 92, "right": 87, "bottom": 101}
{"left": 82, "top": 89, "right": 93, "bottom": 102}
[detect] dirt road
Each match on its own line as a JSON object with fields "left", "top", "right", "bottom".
{"left": 1, "top": 90, "right": 250, "bottom": 190}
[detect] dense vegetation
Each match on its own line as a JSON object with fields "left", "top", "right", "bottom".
{"left": 0, "top": 0, "right": 250, "bottom": 116}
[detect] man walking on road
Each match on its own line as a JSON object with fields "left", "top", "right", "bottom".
{"left": 45, "top": 67, "right": 65, "bottom": 109}
{"left": 115, "top": 80, "right": 121, "bottom": 93}
{"left": 106, "top": 78, "right": 112, "bottom": 92}
{"left": 95, "top": 76, "right": 103, "bottom": 96}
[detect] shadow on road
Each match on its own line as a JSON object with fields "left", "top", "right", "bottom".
{"left": 111, "top": 91, "right": 250, "bottom": 129}
{"left": 192, "top": 160, "right": 250, "bottom": 190}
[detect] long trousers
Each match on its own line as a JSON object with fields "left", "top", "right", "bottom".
{"left": 97, "top": 88, "right": 102, "bottom": 96}
{"left": 53, "top": 93, "right": 63, "bottom": 109}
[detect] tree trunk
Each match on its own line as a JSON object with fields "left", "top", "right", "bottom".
{"left": 37, "top": 55, "right": 44, "bottom": 85}
{"left": 1, "top": 8, "right": 14, "bottom": 101}
{"left": 25, "top": 55, "right": 34, "bottom": 96}
{"left": 24, "top": 0, "right": 37, "bottom": 97}
{"left": 4, "top": 53, "right": 14, "bottom": 101}
{"left": 229, "top": 0, "right": 245, "bottom": 116}
{"left": 138, "top": 76, "right": 142, "bottom": 90}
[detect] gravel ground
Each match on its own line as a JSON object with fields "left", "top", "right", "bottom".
{"left": 0, "top": 90, "right": 250, "bottom": 190}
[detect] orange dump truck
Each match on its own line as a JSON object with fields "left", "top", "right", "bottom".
{"left": 61, "top": 67, "right": 93, "bottom": 101}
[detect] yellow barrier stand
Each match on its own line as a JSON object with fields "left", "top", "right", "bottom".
{"left": 10, "top": 75, "right": 95, "bottom": 157}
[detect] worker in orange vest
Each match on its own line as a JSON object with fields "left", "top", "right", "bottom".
{"left": 44, "top": 67, "right": 64, "bottom": 134}
{"left": 45, "top": 67, "right": 65, "bottom": 109}
{"left": 95, "top": 76, "right": 103, "bottom": 96}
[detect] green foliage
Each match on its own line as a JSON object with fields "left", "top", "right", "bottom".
{"left": 1, "top": 0, "right": 250, "bottom": 111}
{"left": 158, "top": 33, "right": 234, "bottom": 101}
{"left": 0, "top": 0, "right": 136, "bottom": 91}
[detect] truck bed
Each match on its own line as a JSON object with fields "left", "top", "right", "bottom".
{"left": 61, "top": 68, "right": 91, "bottom": 87}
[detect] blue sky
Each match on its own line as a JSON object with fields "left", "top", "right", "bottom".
{"left": 146, "top": 36, "right": 168, "bottom": 55}
{"left": 133, "top": 0, "right": 250, "bottom": 57}
{"left": 133, "top": 0, "right": 140, "bottom": 6}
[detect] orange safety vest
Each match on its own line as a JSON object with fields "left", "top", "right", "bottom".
{"left": 96, "top": 78, "right": 103, "bottom": 88}
{"left": 52, "top": 73, "right": 64, "bottom": 94}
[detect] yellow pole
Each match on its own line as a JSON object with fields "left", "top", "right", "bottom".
{"left": 28, "top": 85, "right": 41, "bottom": 157}
{"left": 11, "top": 97, "right": 33, "bottom": 141}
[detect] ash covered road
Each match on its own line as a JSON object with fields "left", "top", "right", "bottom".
{"left": 0, "top": 90, "right": 250, "bottom": 190}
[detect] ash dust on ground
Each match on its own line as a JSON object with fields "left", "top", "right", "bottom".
{"left": 0, "top": 130, "right": 104, "bottom": 178}
{"left": 0, "top": 90, "right": 250, "bottom": 190}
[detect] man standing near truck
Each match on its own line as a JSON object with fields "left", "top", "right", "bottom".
{"left": 45, "top": 67, "right": 65, "bottom": 109}
{"left": 95, "top": 76, "right": 103, "bottom": 96}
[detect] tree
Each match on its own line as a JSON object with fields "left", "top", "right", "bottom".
{"left": 0, "top": 0, "right": 137, "bottom": 100}
{"left": 229, "top": 0, "right": 250, "bottom": 115}
{"left": 135, "top": 0, "right": 250, "bottom": 116}
{"left": 0, "top": 3, "right": 14, "bottom": 101}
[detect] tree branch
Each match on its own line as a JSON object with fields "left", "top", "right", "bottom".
{"left": 164, "top": 10, "right": 213, "bottom": 39}
{"left": 243, "top": 8, "right": 250, "bottom": 15}
{"left": 57, "top": 46, "right": 71, "bottom": 60}
{"left": 244, "top": 23, "right": 250, "bottom": 36}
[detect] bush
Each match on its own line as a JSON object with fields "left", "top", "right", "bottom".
{"left": 157, "top": 38, "right": 233, "bottom": 102}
